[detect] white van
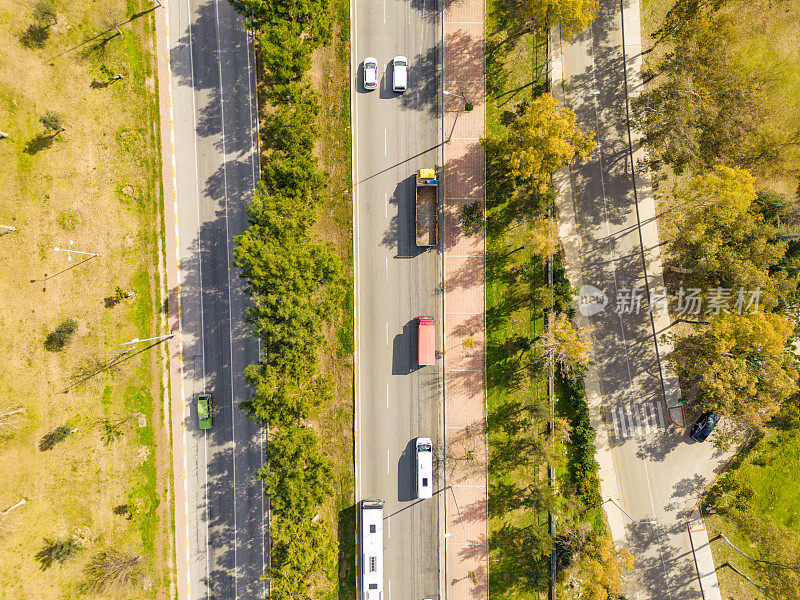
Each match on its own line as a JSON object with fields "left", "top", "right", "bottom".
{"left": 415, "top": 437, "right": 433, "bottom": 499}
{"left": 392, "top": 56, "right": 407, "bottom": 92}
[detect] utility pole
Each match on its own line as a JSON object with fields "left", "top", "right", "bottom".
{"left": 548, "top": 197, "right": 556, "bottom": 600}
{"left": 120, "top": 334, "right": 174, "bottom": 346}
{"left": 53, "top": 240, "right": 99, "bottom": 261}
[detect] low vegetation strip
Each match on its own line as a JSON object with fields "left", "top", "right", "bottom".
{"left": 0, "top": 1, "right": 171, "bottom": 598}
{"left": 484, "top": 1, "right": 634, "bottom": 598}
{"left": 228, "top": 0, "right": 354, "bottom": 598}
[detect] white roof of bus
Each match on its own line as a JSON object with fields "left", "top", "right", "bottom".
{"left": 361, "top": 503, "right": 384, "bottom": 598}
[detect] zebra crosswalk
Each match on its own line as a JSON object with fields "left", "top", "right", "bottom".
{"left": 609, "top": 401, "right": 664, "bottom": 440}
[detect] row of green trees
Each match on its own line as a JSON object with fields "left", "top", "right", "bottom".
{"left": 483, "top": 71, "right": 628, "bottom": 595}
{"left": 663, "top": 160, "right": 799, "bottom": 430}
{"left": 229, "top": 0, "right": 344, "bottom": 597}
{"left": 637, "top": 2, "right": 800, "bottom": 432}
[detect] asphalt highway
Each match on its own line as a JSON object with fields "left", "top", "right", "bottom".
{"left": 352, "top": 0, "right": 443, "bottom": 598}
{"left": 167, "top": 1, "right": 266, "bottom": 598}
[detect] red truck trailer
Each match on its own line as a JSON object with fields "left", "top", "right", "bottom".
{"left": 417, "top": 316, "right": 435, "bottom": 366}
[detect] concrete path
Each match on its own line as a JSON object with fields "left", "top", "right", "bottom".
{"left": 442, "top": 0, "right": 489, "bottom": 598}
{"left": 688, "top": 507, "right": 723, "bottom": 600}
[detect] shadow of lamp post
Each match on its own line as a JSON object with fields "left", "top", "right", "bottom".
{"left": 443, "top": 89, "right": 465, "bottom": 144}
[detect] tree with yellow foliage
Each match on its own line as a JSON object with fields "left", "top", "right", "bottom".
{"left": 497, "top": 0, "right": 599, "bottom": 40}
{"left": 543, "top": 312, "right": 593, "bottom": 375}
{"left": 670, "top": 311, "right": 798, "bottom": 427}
{"left": 484, "top": 94, "right": 596, "bottom": 195}
{"left": 502, "top": 216, "right": 561, "bottom": 259}
{"left": 579, "top": 533, "right": 634, "bottom": 600}
{"left": 667, "top": 166, "right": 792, "bottom": 311}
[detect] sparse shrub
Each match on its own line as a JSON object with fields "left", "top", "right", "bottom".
{"left": 113, "top": 504, "right": 132, "bottom": 519}
{"left": 462, "top": 201, "right": 483, "bottom": 236}
{"left": 20, "top": 23, "right": 50, "bottom": 48}
{"left": 83, "top": 550, "right": 142, "bottom": 592}
{"left": 57, "top": 209, "right": 79, "bottom": 231}
{"left": 32, "top": 1, "right": 57, "bottom": 26}
{"left": 39, "top": 424, "right": 75, "bottom": 451}
{"left": 44, "top": 318, "right": 78, "bottom": 351}
{"left": 39, "top": 110, "right": 64, "bottom": 134}
{"left": 104, "top": 286, "right": 129, "bottom": 308}
{"left": 34, "top": 537, "right": 81, "bottom": 570}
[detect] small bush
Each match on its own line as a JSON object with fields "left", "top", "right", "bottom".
{"left": 462, "top": 201, "right": 483, "bottom": 236}
{"left": 32, "top": 1, "right": 57, "bottom": 26}
{"left": 113, "top": 504, "right": 133, "bottom": 519}
{"left": 83, "top": 550, "right": 142, "bottom": 592}
{"left": 39, "top": 424, "right": 75, "bottom": 451}
{"left": 39, "top": 110, "right": 64, "bottom": 134}
{"left": 20, "top": 24, "right": 50, "bottom": 48}
{"left": 44, "top": 318, "right": 78, "bottom": 351}
{"left": 104, "top": 286, "right": 129, "bottom": 308}
{"left": 57, "top": 209, "right": 80, "bottom": 231}
{"left": 34, "top": 537, "right": 81, "bottom": 570}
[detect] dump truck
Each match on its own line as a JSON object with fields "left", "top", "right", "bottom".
{"left": 415, "top": 168, "right": 438, "bottom": 247}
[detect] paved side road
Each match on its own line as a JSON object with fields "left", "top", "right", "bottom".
{"left": 550, "top": 1, "right": 729, "bottom": 598}
{"left": 157, "top": 0, "right": 266, "bottom": 599}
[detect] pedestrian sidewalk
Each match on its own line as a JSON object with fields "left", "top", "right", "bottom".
{"left": 688, "top": 507, "right": 722, "bottom": 600}
{"left": 153, "top": 4, "right": 190, "bottom": 600}
{"left": 442, "top": 0, "right": 489, "bottom": 597}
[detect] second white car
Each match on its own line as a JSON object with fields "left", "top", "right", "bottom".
{"left": 363, "top": 57, "right": 378, "bottom": 90}
{"left": 392, "top": 55, "right": 407, "bottom": 92}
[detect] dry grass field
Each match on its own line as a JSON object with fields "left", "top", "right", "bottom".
{"left": 0, "top": 1, "right": 171, "bottom": 598}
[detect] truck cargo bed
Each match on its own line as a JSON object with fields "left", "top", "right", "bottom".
{"left": 415, "top": 185, "right": 437, "bottom": 247}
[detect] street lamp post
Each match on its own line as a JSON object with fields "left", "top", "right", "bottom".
{"left": 53, "top": 240, "right": 99, "bottom": 261}
{"left": 443, "top": 90, "right": 465, "bottom": 144}
{"left": 120, "top": 334, "right": 174, "bottom": 346}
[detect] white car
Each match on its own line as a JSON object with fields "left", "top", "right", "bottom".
{"left": 392, "top": 55, "right": 407, "bottom": 92}
{"left": 363, "top": 57, "right": 378, "bottom": 90}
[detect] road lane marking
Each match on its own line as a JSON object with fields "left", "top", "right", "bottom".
{"left": 212, "top": 1, "right": 241, "bottom": 597}
{"left": 625, "top": 404, "right": 637, "bottom": 436}
{"left": 610, "top": 406, "right": 622, "bottom": 439}
{"left": 182, "top": 0, "right": 211, "bottom": 592}
{"left": 350, "top": 0, "right": 361, "bottom": 504}
{"left": 610, "top": 401, "right": 665, "bottom": 440}
{"left": 383, "top": 0, "right": 386, "bottom": 24}
{"left": 640, "top": 403, "right": 650, "bottom": 435}
{"left": 642, "top": 459, "right": 658, "bottom": 519}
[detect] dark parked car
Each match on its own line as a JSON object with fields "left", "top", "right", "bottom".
{"left": 690, "top": 411, "right": 720, "bottom": 442}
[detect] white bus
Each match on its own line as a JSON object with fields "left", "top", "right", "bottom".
{"left": 360, "top": 498, "right": 385, "bottom": 600}
{"left": 415, "top": 437, "right": 433, "bottom": 499}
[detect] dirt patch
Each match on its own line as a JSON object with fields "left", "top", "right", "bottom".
{"left": 0, "top": 1, "right": 170, "bottom": 598}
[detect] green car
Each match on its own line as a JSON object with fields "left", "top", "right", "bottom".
{"left": 197, "top": 393, "right": 212, "bottom": 430}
